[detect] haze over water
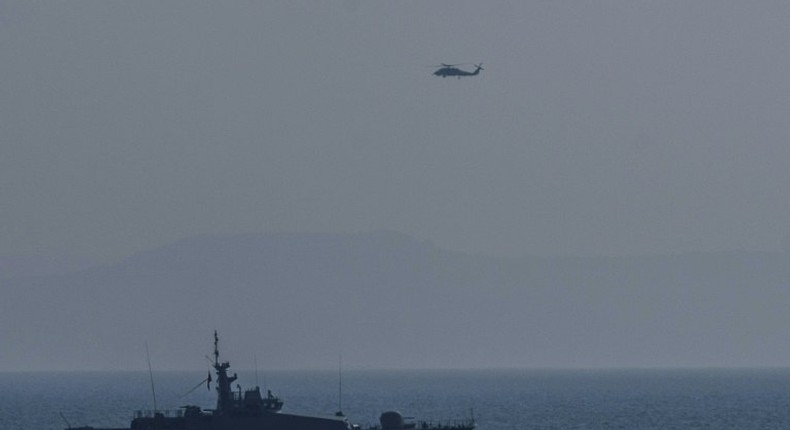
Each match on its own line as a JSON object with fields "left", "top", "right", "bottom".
{"left": 6, "top": 369, "right": 790, "bottom": 430}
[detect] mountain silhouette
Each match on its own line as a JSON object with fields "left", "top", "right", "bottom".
{"left": 3, "top": 232, "right": 790, "bottom": 370}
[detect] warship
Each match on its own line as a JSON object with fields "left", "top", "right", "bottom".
{"left": 66, "top": 332, "right": 476, "bottom": 430}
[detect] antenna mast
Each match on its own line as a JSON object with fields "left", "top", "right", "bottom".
{"left": 254, "top": 354, "right": 260, "bottom": 388}
{"left": 213, "top": 330, "right": 220, "bottom": 366}
{"left": 59, "top": 412, "right": 72, "bottom": 429}
{"left": 145, "top": 342, "right": 158, "bottom": 412}
{"left": 336, "top": 353, "right": 344, "bottom": 417}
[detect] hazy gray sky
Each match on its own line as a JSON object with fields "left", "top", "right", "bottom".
{"left": 4, "top": 1, "right": 790, "bottom": 261}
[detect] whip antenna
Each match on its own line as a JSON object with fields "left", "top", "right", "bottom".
{"left": 255, "top": 354, "right": 260, "bottom": 388}
{"left": 59, "top": 411, "right": 72, "bottom": 429}
{"left": 335, "top": 353, "right": 344, "bottom": 417}
{"left": 145, "top": 342, "right": 158, "bottom": 412}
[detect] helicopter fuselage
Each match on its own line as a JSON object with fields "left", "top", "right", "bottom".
{"left": 433, "top": 64, "right": 483, "bottom": 78}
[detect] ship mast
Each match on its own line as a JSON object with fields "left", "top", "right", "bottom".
{"left": 214, "top": 330, "right": 220, "bottom": 367}
{"left": 212, "top": 330, "right": 237, "bottom": 414}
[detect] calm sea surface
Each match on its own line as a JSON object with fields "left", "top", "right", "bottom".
{"left": 3, "top": 369, "right": 790, "bottom": 430}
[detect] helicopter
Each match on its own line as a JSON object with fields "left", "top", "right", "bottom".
{"left": 433, "top": 63, "right": 483, "bottom": 78}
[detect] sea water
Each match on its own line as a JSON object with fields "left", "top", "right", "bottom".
{"left": 3, "top": 369, "right": 790, "bottom": 430}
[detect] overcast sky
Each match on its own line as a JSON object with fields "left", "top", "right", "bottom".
{"left": 3, "top": 1, "right": 790, "bottom": 262}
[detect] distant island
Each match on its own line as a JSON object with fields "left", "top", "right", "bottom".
{"left": 3, "top": 231, "right": 790, "bottom": 371}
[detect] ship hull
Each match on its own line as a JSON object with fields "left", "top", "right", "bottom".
{"left": 71, "top": 411, "right": 351, "bottom": 430}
